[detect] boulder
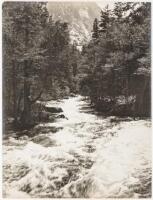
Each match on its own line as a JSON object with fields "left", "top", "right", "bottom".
{"left": 56, "top": 114, "right": 68, "bottom": 119}
{"left": 95, "top": 99, "right": 114, "bottom": 112}
{"left": 109, "top": 103, "right": 133, "bottom": 117}
{"left": 31, "top": 135, "right": 56, "bottom": 147}
{"left": 30, "top": 125, "right": 63, "bottom": 136}
{"left": 38, "top": 111, "right": 50, "bottom": 122}
{"left": 110, "top": 116, "right": 132, "bottom": 123}
{"left": 70, "top": 93, "right": 76, "bottom": 97}
{"left": 32, "top": 102, "right": 63, "bottom": 122}
{"left": 45, "top": 106, "right": 63, "bottom": 113}
{"left": 49, "top": 116, "right": 56, "bottom": 122}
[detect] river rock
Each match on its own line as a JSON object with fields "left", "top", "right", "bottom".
{"left": 30, "top": 125, "right": 63, "bottom": 136}
{"left": 31, "top": 135, "right": 56, "bottom": 147}
{"left": 38, "top": 111, "right": 50, "bottom": 122}
{"left": 110, "top": 116, "right": 133, "bottom": 123}
{"left": 70, "top": 93, "right": 76, "bottom": 97}
{"left": 109, "top": 103, "right": 133, "bottom": 117}
{"left": 45, "top": 106, "right": 63, "bottom": 113}
{"left": 56, "top": 114, "right": 68, "bottom": 119}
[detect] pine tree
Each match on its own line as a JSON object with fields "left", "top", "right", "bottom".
{"left": 99, "top": 5, "right": 110, "bottom": 33}
{"left": 80, "top": 2, "right": 151, "bottom": 116}
{"left": 92, "top": 18, "right": 99, "bottom": 39}
{"left": 3, "top": 2, "right": 49, "bottom": 128}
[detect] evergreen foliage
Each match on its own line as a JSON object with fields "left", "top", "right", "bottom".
{"left": 79, "top": 2, "right": 151, "bottom": 117}
{"left": 92, "top": 18, "right": 99, "bottom": 39}
{"left": 3, "top": 2, "right": 79, "bottom": 128}
{"left": 3, "top": 2, "right": 151, "bottom": 130}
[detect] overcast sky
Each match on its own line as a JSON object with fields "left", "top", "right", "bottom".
{"left": 97, "top": 1, "right": 115, "bottom": 9}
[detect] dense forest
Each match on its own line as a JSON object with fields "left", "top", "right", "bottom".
{"left": 3, "top": 2, "right": 151, "bottom": 130}
{"left": 79, "top": 2, "right": 151, "bottom": 117}
{"left": 3, "top": 2, "right": 80, "bottom": 129}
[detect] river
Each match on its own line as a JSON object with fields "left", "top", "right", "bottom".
{"left": 3, "top": 96, "right": 152, "bottom": 198}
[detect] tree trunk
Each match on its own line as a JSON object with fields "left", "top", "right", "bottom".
{"left": 17, "top": 88, "right": 23, "bottom": 116}
{"left": 125, "top": 76, "right": 129, "bottom": 104}
{"left": 12, "top": 62, "right": 18, "bottom": 126}
{"left": 135, "top": 77, "right": 150, "bottom": 117}
{"left": 20, "top": 60, "right": 33, "bottom": 128}
{"left": 20, "top": 16, "right": 33, "bottom": 129}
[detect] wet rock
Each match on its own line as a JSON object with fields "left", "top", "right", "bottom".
{"left": 19, "top": 135, "right": 29, "bottom": 140}
{"left": 31, "top": 135, "right": 56, "bottom": 147}
{"left": 56, "top": 114, "right": 68, "bottom": 120}
{"left": 38, "top": 111, "right": 50, "bottom": 122}
{"left": 63, "top": 96, "right": 69, "bottom": 99}
{"left": 83, "top": 145, "right": 96, "bottom": 153}
{"left": 95, "top": 99, "right": 114, "bottom": 112}
{"left": 45, "top": 106, "right": 63, "bottom": 113}
{"left": 30, "top": 125, "right": 63, "bottom": 136}
{"left": 110, "top": 116, "right": 133, "bottom": 123}
{"left": 109, "top": 102, "right": 134, "bottom": 117}
{"left": 70, "top": 93, "right": 76, "bottom": 97}
{"left": 56, "top": 114, "right": 65, "bottom": 118}
{"left": 49, "top": 126, "right": 63, "bottom": 133}
{"left": 49, "top": 116, "right": 56, "bottom": 122}
{"left": 67, "top": 167, "right": 80, "bottom": 182}
{"left": 3, "top": 130, "right": 17, "bottom": 140}
{"left": 32, "top": 102, "right": 64, "bottom": 123}
{"left": 20, "top": 183, "right": 32, "bottom": 193}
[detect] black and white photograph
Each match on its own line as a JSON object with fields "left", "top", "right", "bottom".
{"left": 2, "top": 1, "right": 152, "bottom": 198}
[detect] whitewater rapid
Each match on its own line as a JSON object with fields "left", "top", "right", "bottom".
{"left": 3, "top": 96, "right": 151, "bottom": 198}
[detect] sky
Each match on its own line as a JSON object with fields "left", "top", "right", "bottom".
{"left": 97, "top": 1, "right": 115, "bottom": 9}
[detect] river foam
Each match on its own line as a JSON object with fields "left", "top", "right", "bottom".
{"left": 3, "top": 96, "right": 151, "bottom": 198}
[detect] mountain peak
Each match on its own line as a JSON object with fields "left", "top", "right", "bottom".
{"left": 47, "top": 2, "right": 101, "bottom": 46}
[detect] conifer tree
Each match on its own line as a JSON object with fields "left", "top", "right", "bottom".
{"left": 99, "top": 5, "right": 110, "bottom": 33}
{"left": 3, "top": 2, "right": 49, "bottom": 128}
{"left": 92, "top": 18, "right": 99, "bottom": 39}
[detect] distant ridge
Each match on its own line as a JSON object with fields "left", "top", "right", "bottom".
{"left": 47, "top": 2, "right": 101, "bottom": 46}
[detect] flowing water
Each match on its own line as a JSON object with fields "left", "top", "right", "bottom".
{"left": 3, "top": 96, "right": 152, "bottom": 198}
